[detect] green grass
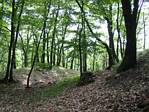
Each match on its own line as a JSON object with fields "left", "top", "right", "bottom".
{"left": 0, "top": 70, "right": 80, "bottom": 104}
{"left": 41, "top": 75, "right": 79, "bottom": 97}
{"left": 36, "top": 62, "right": 50, "bottom": 70}
{"left": 26, "top": 75, "right": 80, "bottom": 102}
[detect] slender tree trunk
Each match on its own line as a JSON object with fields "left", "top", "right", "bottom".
{"left": 57, "top": 24, "right": 68, "bottom": 66}
{"left": 31, "top": 42, "right": 35, "bottom": 64}
{"left": 50, "top": 7, "right": 59, "bottom": 69}
{"left": 106, "top": 17, "right": 115, "bottom": 67}
{"left": 24, "top": 52, "right": 28, "bottom": 67}
{"left": 70, "top": 57, "right": 74, "bottom": 70}
{"left": 34, "top": 38, "right": 40, "bottom": 63}
{"left": 41, "top": 2, "right": 50, "bottom": 63}
{"left": 116, "top": 3, "right": 124, "bottom": 59}
{"left": 47, "top": 33, "right": 50, "bottom": 64}
{"left": 105, "top": 5, "right": 119, "bottom": 67}
{"left": 4, "top": 0, "right": 16, "bottom": 82}
{"left": 9, "top": 0, "right": 24, "bottom": 82}
{"left": 116, "top": 2, "right": 120, "bottom": 60}
{"left": 27, "top": 47, "right": 38, "bottom": 88}
{"left": 143, "top": 12, "right": 146, "bottom": 50}
{"left": 24, "top": 29, "right": 31, "bottom": 67}
{"left": 20, "top": 27, "right": 31, "bottom": 67}
{"left": 41, "top": 29, "right": 46, "bottom": 63}
{"left": 65, "top": 56, "right": 68, "bottom": 69}
{"left": 53, "top": 42, "right": 56, "bottom": 66}
{"left": 70, "top": 51, "right": 75, "bottom": 70}
{"left": 78, "top": 28, "right": 83, "bottom": 76}
{"left": 75, "top": 0, "right": 114, "bottom": 70}
{"left": 62, "top": 49, "right": 65, "bottom": 67}
{"left": 26, "top": 11, "right": 50, "bottom": 87}
{"left": 56, "top": 43, "right": 60, "bottom": 66}
{"left": 26, "top": 33, "right": 42, "bottom": 88}
{"left": 92, "top": 47, "right": 96, "bottom": 71}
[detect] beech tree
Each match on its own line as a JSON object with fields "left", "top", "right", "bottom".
{"left": 117, "top": 0, "right": 144, "bottom": 72}
{"left": 0, "top": 0, "right": 148, "bottom": 85}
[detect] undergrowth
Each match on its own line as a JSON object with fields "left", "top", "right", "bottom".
{"left": 24, "top": 75, "right": 80, "bottom": 103}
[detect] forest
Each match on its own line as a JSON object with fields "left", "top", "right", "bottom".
{"left": 0, "top": 0, "right": 149, "bottom": 112}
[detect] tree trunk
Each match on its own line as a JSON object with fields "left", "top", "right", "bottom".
{"left": 79, "top": 28, "right": 83, "bottom": 76}
{"left": 5, "top": 0, "right": 16, "bottom": 82}
{"left": 41, "top": 3, "right": 50, "bottom": 63}
{"left": 82, "top": 21, "right": 87, "bottom": 72}
{"left": 117, "top": 0, "right": 139, "bottom": 72}
{"left": 75, "top": 0, "right": 114, "bottom": 70}
{"left": 20, "top": 26, "right": 31, "bottom": 67}
{"left": 50, "top": 7, "right": 59, "bottom": 69}
{"left": 53, "top": 42, "right": 56, "bottom": 66}
{"left": 41, "top": 29, "right": 46, "bottom": 63}
{"left": 70, "top": 50, "right": 75, "bottom": 69}
{"left": 62, "top": 49, "right": 65, "bottom": 67}
{"left": 105, "top": 5, "right": 118, "bottom": 67}
{"left": 9, "top": 0, "right": 24, "bottom": 82}
{"left": 24, "top": 52, "right": 28, "bottom": 67}
{"left": 26, "top": 33, "right": 42, "bottom": 88}
{"left": 92, "top": 46, "right": 96, "bottom": 71}
{"left": 81, "top": 1, "right": 87, "bottom": 72}
{"left": 34, "top": 37, "right": 40, "bottom": 63}
{"left": 47, "top": 34, "right": 50, "bottom": 64}
{"left": 143, "top": 12, "right": 146, "bottom": 50}
{"left": 57, "top": 24, "right": 68, "bottom": 66}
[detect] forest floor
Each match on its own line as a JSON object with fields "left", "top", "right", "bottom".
{"left": 0, "top": 50, "right": 149, "bottom": 112}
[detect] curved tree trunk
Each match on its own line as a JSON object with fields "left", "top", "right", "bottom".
{"left": 75, "top": 0, "right": 116, "bottom": 70}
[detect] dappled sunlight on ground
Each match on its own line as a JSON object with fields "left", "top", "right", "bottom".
{"left": 12, "top": 67, "right": 79, "bottom": 88}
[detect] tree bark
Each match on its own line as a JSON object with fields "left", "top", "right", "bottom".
{"left": 9, "top": 0, "right": 25, "bottom": 82}
{"left": 57, "top": 23, "right": 68, "bottom": 66}
{"left": 47, "top": 32, "right": 50, "bottom": 64}
{"left": 75, "top": 0, "right": 114, "bottom": 70}
{"left": 41, "top": 2, "right": 50, "bottom": 63}
{"left": 105, "top": 5, "right": 118, "bottom": 66}
{"left": 143, "top": 12, "right": 146, "bottom": 50}
{"left": 5, "top": 0, "right": 16, "bottom": 82}
{"left": 20, "top": 26, "right": 31, "bottom": 67}
{"left": 79, "top": 29, "right": 83, "bottom": 76}
{"left": 117, "top": 0, "right": 139, "bottom": 72}
{"left": 50, "top": 6, "right": 59, "bottom": 69}
{"left": 26, "top": 32, "right": 42, "bottom": 88}
{"left": 116, "top": 2, "right": 124, "bottom": 59}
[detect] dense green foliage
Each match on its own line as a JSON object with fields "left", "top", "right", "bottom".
{"left": 0, "top": 1, "right": 149, "bottom": 111}
{"left": 0, "top": 0, "right": 148, "bottom": 84}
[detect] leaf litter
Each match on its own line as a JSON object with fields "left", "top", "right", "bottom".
{"left": 1, "top": 51, "right": 149, "bottom": 112}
